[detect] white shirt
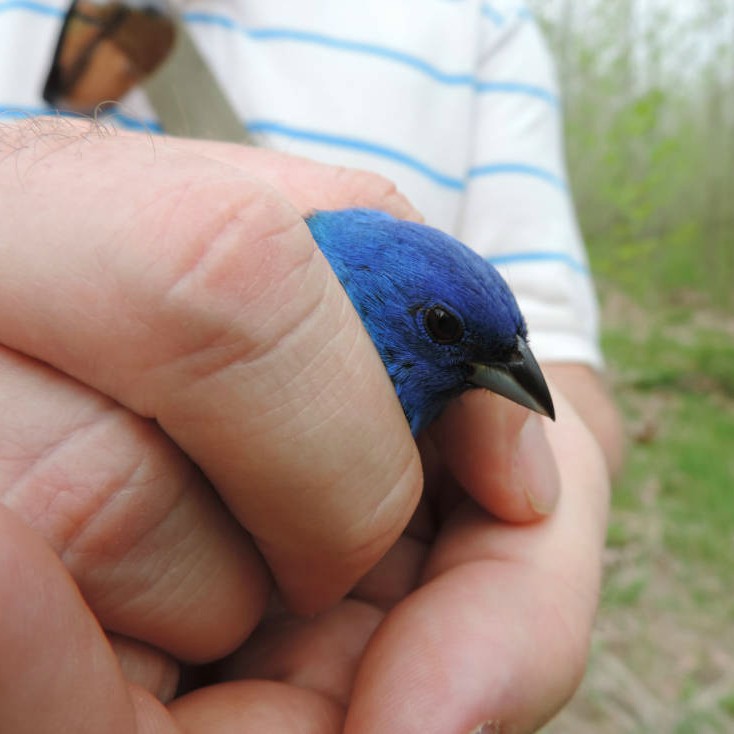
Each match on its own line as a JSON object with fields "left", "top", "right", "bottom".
{"left": 0, "top": 0, "right": 602, "bottom": 366}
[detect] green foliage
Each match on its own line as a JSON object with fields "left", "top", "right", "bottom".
{"left": 533, "top": 0, "right": 734, "bottom": 306}
{"left": 603, "top": 312, "right": 734, "bottom": 573}
{"left": 603, "top": 573, "right": 648, "bottom": 607}
{"left": 559, "top": 300, "right": 734, "bottom": 730}
{"left": 531, "top": 8, "right": 734, "bottom": 728}
{"left": 721, "top": 693, "right": 734, "bottom": 717}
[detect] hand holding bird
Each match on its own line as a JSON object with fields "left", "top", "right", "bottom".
{"left": 0, "top": 126, "right": 607, "bottom": 734}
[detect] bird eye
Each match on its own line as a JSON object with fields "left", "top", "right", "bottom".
{"left": 424, "top": 306, "right": 463, "bottom": 344}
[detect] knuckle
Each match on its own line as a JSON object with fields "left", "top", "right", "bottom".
{"left": 136, "top": 178, "right": 329, "bottom": 391}
{"left": 2, "top": 401, "right": 177, "bottom": 573}
{"left": 161, "top": 180, "right": 306, "bottom": 314}
{"left": 332, "top": 166, "right": 421, "bottom": 220}
{"left": 345, "top": 443, "right": 423, "bottom": 560}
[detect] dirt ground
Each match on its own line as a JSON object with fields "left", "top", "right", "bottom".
{"left": 543, "top": 290, "right": 734, "bottom": 733}
{"left": 545, "top": 527, "right": 734, "bottom": 733}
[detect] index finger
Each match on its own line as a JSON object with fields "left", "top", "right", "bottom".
{"left": 167, "top": 137, "right": 424, "bottom": 221}
{"left": 0, "top": 119, "right": 422, "bottom": 612}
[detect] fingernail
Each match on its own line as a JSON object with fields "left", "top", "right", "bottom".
{"left": 515, "top": 414, "right": 559, "bottom": 515}
{"left": 467, "top": 722, "right": 502, "bottom": 734}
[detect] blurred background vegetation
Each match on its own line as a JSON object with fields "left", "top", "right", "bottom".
{"left": 542, "top": 0, "right": 734, "bottom": 305}
{"left": 529, "top": 1, "right": 734, "bottom": 732}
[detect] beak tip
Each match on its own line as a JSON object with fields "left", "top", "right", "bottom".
{"left": 468, "top": 336, "right": 556, "bottom": 421}
{"left": 543, "top": 400, "right": 556, "bottom": 422}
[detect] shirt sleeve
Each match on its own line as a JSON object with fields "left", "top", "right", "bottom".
{"left": 456, "top": 3, "right": 603, "bottom": 368}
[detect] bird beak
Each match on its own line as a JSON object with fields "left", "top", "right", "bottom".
{"left": 468, "top": 336, "right": 555, "bottom": 420}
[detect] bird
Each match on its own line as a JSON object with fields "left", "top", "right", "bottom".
{"left": 306, "top": 208, "right": 555, "bottom": 436}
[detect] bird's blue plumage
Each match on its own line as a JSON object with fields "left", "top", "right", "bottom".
{"left": 306, "top": 208, "right": 531, "bottom": 435}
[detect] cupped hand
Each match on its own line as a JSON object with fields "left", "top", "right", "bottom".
{"left": 0, "top": 119, "right": 610, "bottom": 734}
{"left": 0, "top": 118, "right": 422, "bottom": 731}
{"left": 173, "top": 385, "right": 609, "bottom": 734}
{"left": 0, "top": 118, "right": 422, "bottom": 612}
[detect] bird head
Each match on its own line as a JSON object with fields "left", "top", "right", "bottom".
{"left": 306, "top": 208, "right": 555, "bottom": 435}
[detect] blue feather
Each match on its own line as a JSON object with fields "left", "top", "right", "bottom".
{"left": 306, "top": 208, "right": 551, "bottom": 434}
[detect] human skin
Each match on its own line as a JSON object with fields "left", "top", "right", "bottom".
{"left": 0, "top": 119, "right": 621, "bottom": 733}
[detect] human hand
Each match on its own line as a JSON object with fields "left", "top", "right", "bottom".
{"left": 0, "top": 119, "right": 610, "bottom": 733}
{"left": 0, "top": 385, "right": 608, "bottom": 734}
{"left": 0, "top": 118, "right": 424, "bottom": 731}
{"left": 168, "top": 384, "right": 609, "bottom": 734}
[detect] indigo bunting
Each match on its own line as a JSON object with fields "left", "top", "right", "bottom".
{"left": 306, "top": 208, "right": 555, "bottom": 435}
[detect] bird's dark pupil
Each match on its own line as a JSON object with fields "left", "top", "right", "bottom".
{"left": 425, "top": 306, "right": 463, "bottom": 344}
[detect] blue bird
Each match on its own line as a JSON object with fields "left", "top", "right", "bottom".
{"left": 306, "top": 208, "right": 555, "bottom": 435}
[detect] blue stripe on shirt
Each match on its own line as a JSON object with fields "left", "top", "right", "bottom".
{"left": 0, "top": 105, "right": 164, "bottom": 132}
{"left": 1, "top": 106, "right": 567, "bottom": 193}
{"left": 0, "top": 106, "right": 567, "bottom": 192}
{"left": 182, "top": 11, "right": 559, "bottom": 106}
{"left": 469, "top": 162, "right": 568, "bottom": 191}
{"left": 183, "top": 12, "right": 477, "bottom": 86}
{"left": 517, "top": 7, "right": 534, "bottom": 21}
{"left": 0, "top": 108, "right": 584, "bottom": 275}
{"left": 0, "top": 0, "right": 63, "bottom": 17}
{"left": 101, "top": 112, "right": 163, "bottom": 132}
{"left": 480, "top": 3, "right": 505, "bottom": 25}
{"left": 247, "top": 119, "right": 465, "bottom": 190}
{"left": 488, "top": 251, "right": 589, "bottom": 275}
{"left": 0, "top": 1, "right": 559, "bottom": 107}
{"left": 481, "top": 3, "right": 534, "bottom": 23}
{"left": 0, "top": 105, "right": 76, "bottom": 119}
{"left": 248, "top": 120, "right": 568, "bottom": 192}
{"left": 475, "top": 81, "right": 559, "bottom": 107}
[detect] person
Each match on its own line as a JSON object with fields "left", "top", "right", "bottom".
{"left": 0, "top": 1, "right": 624, "bottom": 732}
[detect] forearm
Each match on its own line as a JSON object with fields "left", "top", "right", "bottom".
{"left": 543, "top": 363, "right": 626, "bottom": 480}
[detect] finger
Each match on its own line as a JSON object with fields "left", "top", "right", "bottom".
{"left": 349, "top": 560, "right": 583, "bottom": 734}
{"left": 170, "top": 680, "right": 344, "bottom": 734}
{"left": 108, "top": 635, "right": 179, "bottom": 703}
{"left": 220, "top": 599, "right": 384, "bottom": 704}
{"left": 0, "top": 346, "right": 269, "bottom": 661}
{"left": 0, "top": 120, "right": 422, "bottom": 612}
{"left": 429, "top": 389, "right": 560, "bottom": 521}
{"left": 345, "top": 391, "right": 609, "bottom": 733}
{"left": 167, "top": 137, "right": 424, "bottom": 222}
{"left": 350, "top": 533, "right": 427, "bottom": 610}
{"left": 129, "top": 685, "right": 186, "bottom": 734}
{"left": 0, "top": 504, "right": 138, "bottom": 734}
{"left": 350, "top": 494, "right": 434, "bottom": 610}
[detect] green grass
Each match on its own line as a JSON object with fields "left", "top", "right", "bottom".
{"left": 720, "top": 693, "right": 734, "bottom": 717}
{"left": 544, "top": 290, "right": 734, "bottom": 732}
{"left": 602, "top": 307, "right": 734, "bottom": 586}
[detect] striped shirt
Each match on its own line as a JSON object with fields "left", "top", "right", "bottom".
{"left": 0, "top": 0, "right": 602, "bottom": 366}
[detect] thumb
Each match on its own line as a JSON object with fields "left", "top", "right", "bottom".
{"left": 428, "top": 388, "right": 560, "bottom": 522}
